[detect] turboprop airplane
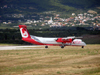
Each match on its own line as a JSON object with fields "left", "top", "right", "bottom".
{"left": 19, "top": 25, "right": 86, "bottom": 48}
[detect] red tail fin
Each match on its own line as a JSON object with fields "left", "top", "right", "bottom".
{"left": 19, "top": 25, "right": 31, "bottom": 39}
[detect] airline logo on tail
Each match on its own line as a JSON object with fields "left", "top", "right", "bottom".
{"left": 20, "top": 27, "right": 28, "bottom": 38}
{"left": 19, "top": 25, "right": 31, "bottom": 39}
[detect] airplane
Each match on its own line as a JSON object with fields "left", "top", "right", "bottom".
{"left": 19, "top": 25, "right": 86, "bottom": 48}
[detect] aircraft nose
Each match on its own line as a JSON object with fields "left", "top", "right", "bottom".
{"left": 82, "top": 42, "right": 86, "bottom": 46}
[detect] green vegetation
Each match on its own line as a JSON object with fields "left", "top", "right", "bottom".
{"left": 0, "top": 0, "right": 100, "bottom": 29}
{"left": 0, "top": 28, "right": 100, "bottom": 44}
{"left": 60, "top": 0, "right": 100, "bottom": 8}
{"left": 0, "top": 45, "right": 100, "bottom": 75}
{"left": 0, "top": 0, "right": 100, "bottom": 15}
{"left": 0, "top": 43, "right": 20, "bottom": 46}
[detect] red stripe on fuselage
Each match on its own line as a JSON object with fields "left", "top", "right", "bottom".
{"left": 22, "top": 38, "right": 45, "bottom": 45}
{"left": 22, "top": 38, "right": 62, "bottom": 46}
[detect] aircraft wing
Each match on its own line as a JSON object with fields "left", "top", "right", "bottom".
{"left": 56, "top": 36, "right": 82, "bottom": 43}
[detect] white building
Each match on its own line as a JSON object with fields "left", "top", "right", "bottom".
{"left": 48, "top": 17, "right": 53, "bottom": 24}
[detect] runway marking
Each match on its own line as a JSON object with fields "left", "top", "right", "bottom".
{"left": 0, "top": 45, "right": 65, "bottom": 50}
{"left": 0, "top": 45, "right": 43, "bottom": 50}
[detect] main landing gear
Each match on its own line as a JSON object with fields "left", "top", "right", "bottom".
{"left": 61, "top": 46, "right": 64, "bottom": 48}
{"left": 45, "top": 45, "right": 48, "bottom": 48}
{"left": 61, "top": 43, "right": 65, "bottom": 48}
{"left": 82, "top": 46, "right": 84, "bottom": 48}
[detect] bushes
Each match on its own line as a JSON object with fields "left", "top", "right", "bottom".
{"left": 0, "top": 28, "right": 100, "bottom": 44}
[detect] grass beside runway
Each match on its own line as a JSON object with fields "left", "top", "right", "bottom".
{"left": 0, "top": 44, "right": 100, "bottom": 75}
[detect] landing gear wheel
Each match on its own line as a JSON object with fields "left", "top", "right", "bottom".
{"left": 61, "top": 46, "right": 64, "bottom": 48}
{"left": 82, "top": 46, "right": 84, "bottom": 48}
{"left": 45, "top": 46, "right": 48, "bottom": 48}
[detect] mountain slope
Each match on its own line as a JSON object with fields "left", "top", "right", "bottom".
{"left": 0, "top": 0, "right": 100, "bottom": 14}
{"left": 60, "top": 0, "right": 100, "bottom": 8}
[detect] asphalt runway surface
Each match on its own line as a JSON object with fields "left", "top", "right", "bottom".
{"left": 0, "top": 45, "right": 42, "bottom": 50}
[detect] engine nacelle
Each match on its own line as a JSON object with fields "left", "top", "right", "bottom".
{"left": 56, "top": 38, "right": 72, "bottom": 43}
{"left": 72, "top": 39, "right": 82, "bottom": 44}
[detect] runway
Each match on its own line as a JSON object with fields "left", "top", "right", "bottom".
{"left": 0, "top": 45, "right": 42, "bottom": 50}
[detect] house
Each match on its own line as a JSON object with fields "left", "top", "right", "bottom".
{"left": 72, "top": 13, "right": 75, "bottom": 16}
{"left": 3, "top": 22, "right": 7, "bottom": 24}
{"left": 48, "top": 17, "right": 53, "bottom": 24}
{"left": 96, "top": 23, "right": 100, "bottom": 27}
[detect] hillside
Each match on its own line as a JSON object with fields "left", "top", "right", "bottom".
{"left": 60, "top": 0, "right": 100, "bottom": 8}
{"left": 0, "top": 0, "right": 100, "bottom": 15}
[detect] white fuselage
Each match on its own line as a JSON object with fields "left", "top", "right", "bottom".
{"left": 30, "top": 35, "right": 86, "bottom": 46}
